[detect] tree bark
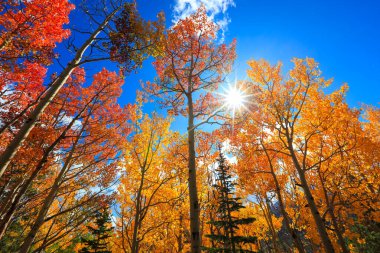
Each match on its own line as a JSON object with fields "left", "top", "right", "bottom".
{"left": 0, "top": 103, "right": 88, "bottom": 239}
{"left": 18, "top": 156, "right": 72, "bottom": 253}
{"left": 287, "top": 141, "right": 335, "bottom": 253}
{"left": 131, "top": 169, "right": 145, "bottom": 253}
{"left": 262, "top": 198, "right": 281, "bottom": 253}
{"left": 187, "top": 94, "right": 201, "bottom": 253}
{"left": 178, "top": 212, "right": 184, "bottom": 252}
{"left": 318, "top": 171, "right": 349, "bottom": 253}
{"left": 18, "top": 116, "right": 85, "bottom": 253}
{"left": 273, "top": 175, "right": 306, "bottom": 253}
{"left": 262, "top": 145, "right": 306, "bottom": 253}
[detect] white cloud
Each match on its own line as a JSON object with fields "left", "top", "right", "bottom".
{"left": 60, "top": 114, "right": 82, "bottom": 131}
{"left": 172, "top": 0, "right": 235, "bottom": 41}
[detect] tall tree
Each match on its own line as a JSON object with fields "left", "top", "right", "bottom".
{"left": 115, "top": 113, "right": 182, "bottom": 253}
{"left": 235, "top": 57, "right": 376, "bottom": 252}
{"left": 231, "top": 120, "right": 307, "bottom": 253}
{"left": 204, "top": 151, "right": 256, "bottom": 253}
{"left": 245, "top": 58, "right": 337, "bottom": 252}
{"left": 0, "top": 68, "right": 89, "bottom": 239}
{"left": 14, "top": 68, "right": 131, "bottom": 253}
{"left": 144, "top": 7, "right": 236, "bottom": 252}
{"left": 0, "top": 0, "right": 164, "bottom": 179}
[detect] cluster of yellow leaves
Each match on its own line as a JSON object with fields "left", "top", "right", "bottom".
{"left": 113, "top": 114, "right": 192, "bottom": 252}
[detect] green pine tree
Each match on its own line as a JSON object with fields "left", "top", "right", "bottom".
{"left": 203, "top": 151, "right": 257, "bottom": 253}
{"left": 80, "top": 208, "right": 113, "bottom": 253}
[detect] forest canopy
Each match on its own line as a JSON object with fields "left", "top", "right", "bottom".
{"left": 0, "top": 0, "right": 379, "bottom": 253}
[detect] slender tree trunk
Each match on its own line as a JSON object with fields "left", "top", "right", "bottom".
{"left": 35, "top": 217, "right": 57, "bottom": 253}
{"left": 0, "top": 107, "right": 85, "bottom": 239}
{"left": 30, "top": 214, "right": 90, "bottom": 253}
{"left": 34, "top": 198, "right": 70, "bottom": 253}
{"left": 262, "top": 145, "right": 306, "bottom": 253}
{"left": 0, "top": 178, "right": 23, "bottom": 217}
{"left": 318, "top": 171, "right": 349, "bottom": 253}
{"left": 178, "top": 212, "right": 184, "bottom": 252}
{"left": 18, "top": 158, "right": 72, "bottom": 253}
{"left": 0, "top": 179, "right": 25, "bottom": 238}
{"left": 177, "top": 172, "right": 185, "bottom": 253}
{"left": 0, "top": 176, "right": 12, "bottom": 198}
{"left": 131, "top": 170, "right": 145, "bottom": 253}
{"left": 273, "top": 174, "right": 305, "bottom": 253}
{"left": 263, "top": 198, "right": 281, "bottom": 253}
{"left": 0, "top": 98, "right": 40, "bottom": 136}
{"left": 187, "top": 94, "right": 201, "bottom": 253}
{"left": 328, "top": 204, "right": 349, "bottom": 253}
{"left": 0, "top": 7, "right": 119, "bottom": 179}
{"left": 18, "top": 119, "right": 84, "bottom": 253}
{"left": 287, "top": 141, "right": 335, "bottom": 253}
{"left": 120, "top": 210, "right": 128, "bottom": 253}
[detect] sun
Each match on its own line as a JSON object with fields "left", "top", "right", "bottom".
{"left": 222, "top": 84, "right": 248, "bottom": 113}
{"left": 217, "top": 83, "right": 252, "bottom": 128}
{"left": 225, "top": 87, "right": 245, "bottom": 110}
{"left": 209, "top": 82, "right": 250, "bottom": 129}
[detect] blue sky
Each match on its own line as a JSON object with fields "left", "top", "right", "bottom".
{"left": 61, "top": 0, "right": 379, "bottom": 131}
{"left": 227, "top": 0, "right": 380, "bottom": 107}
{"left": 123, "top": 0, "right": 379, "bottom": 108}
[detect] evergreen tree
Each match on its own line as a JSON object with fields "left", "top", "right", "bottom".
{"left": 80, "top": 208, "right": 113, "bottom": 253}
{"left": 204, "top": 151, "right": 257, "bottom": 253}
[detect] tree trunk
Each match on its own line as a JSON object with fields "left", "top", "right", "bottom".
{"left": 187, "top": 95, "right": 201, "bottom": 253}
{"left": 0, "top": 177, "right": 23, "bottom": 217}
{"left": 272, "top": 174, "right": 305, "bottom": 253}
{"left": 0, "top": 106, "right": 86, "bottom": 239}
{"left": 288, "top": 142, "right": 335, "bottom": 253}
{"left": 262, "top": 145, "right": 306, "bottom": 253}
{"left": 131, "top": 169, "right": 145, "bottom": 253}
{"left": 0, "top": 178, "right": 25, "bottom": 237}
{"left": 18, "top": 120, "right": 83, "bottom": 253}
{"left": 318, "top": 171, "right": 349, "bottom": 253}
{"left": 328, "top": 204, "right": 349, "bottom": 253}
{"left": 0, "top": 180, "right": 26, "bottom": 239}
{"left": 18, "top": 158, "right": 71, "bottom": 253}
{"left": 0, "top": 97, "right": 42, "bottom": 136}
{"left": 178, "top": 212, "right": 184, "bottom": 252}
{"left": 263, "top": 198, "right": 281, "bottom": 253}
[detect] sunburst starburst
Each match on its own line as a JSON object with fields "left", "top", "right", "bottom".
{"left": 224, "top": 87, "right": 245, "bottom": 110}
